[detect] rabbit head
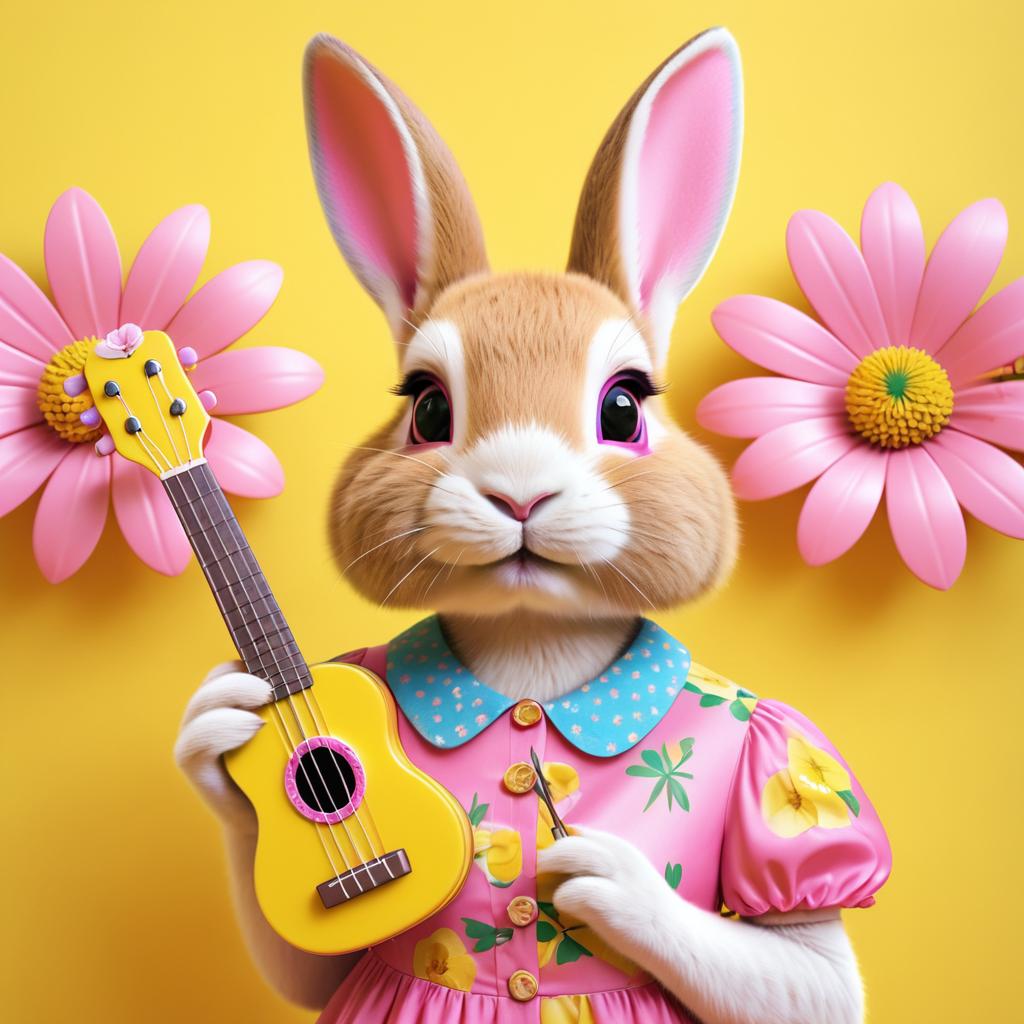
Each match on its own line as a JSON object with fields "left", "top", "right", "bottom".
{"left": 304, "top": 29, "right": 742, "bottom": 620}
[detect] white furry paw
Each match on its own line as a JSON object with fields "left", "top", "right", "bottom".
{"left": 536, "top": 827, "right": 675, "bottom": 968}
{"left": 174, "top": 661, "right": 272, "bottom": 831}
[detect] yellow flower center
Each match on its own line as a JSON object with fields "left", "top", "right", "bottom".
{"left": 37, "top": 340, "right": 101, "bottom": 443}
{"left": 845, "top": 345, "right": 954, "bottom": 449}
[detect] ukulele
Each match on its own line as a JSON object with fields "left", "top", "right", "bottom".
{"left": 83, "top": 329, "right": 472, "bottom": 954}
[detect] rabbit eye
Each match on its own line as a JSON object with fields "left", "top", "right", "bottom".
{"left": 411, "top": 383, "right": 452, "bottom": 444}
{"left": 599, "top": 378, "right": 645, "bottom": 445}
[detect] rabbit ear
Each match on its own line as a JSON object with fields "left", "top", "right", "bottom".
{"left": 304, "top": 34, "right": 488, "bottom": 338}
{"left": 568, "top": 28, "right": 742, "bottom": 365}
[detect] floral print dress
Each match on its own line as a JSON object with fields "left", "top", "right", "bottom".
{"left": 317, "top": 617, "right": 891, "bottom": 1023}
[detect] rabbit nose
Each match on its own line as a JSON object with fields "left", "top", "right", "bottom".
{"left": 484, "top": 491, "right": 556, "bottom": 522}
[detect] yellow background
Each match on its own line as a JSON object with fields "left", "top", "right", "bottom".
{"left": 2, "top": 1, "right": 1020, "bottom": 1020}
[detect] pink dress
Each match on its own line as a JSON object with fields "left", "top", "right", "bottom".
{"left": 317, "top": 617, "right": 891, "bottom": 1023}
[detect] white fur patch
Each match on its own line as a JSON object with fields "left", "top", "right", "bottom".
{"left": 423, "top": 424, "right": 629, "bottom": 569}
{"left": 584, "top": 317, "right": 667, "bottom": 448}
{"left": 398, "top": 318, "right": 466, "bottom": 445}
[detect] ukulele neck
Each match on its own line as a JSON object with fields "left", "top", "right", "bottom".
{"left": 162, "top": 461, "right": 312, "bottom": 700}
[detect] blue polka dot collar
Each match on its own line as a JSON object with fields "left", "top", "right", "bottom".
{"left": 385, "top": 615, "right": 693, "bottom": 758}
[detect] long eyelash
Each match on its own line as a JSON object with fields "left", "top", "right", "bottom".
{"left": 390, "top": 371, "right": 437, "bottom": 397}
{"left": 616, "top": 369, "right": 667, "bottom": 397}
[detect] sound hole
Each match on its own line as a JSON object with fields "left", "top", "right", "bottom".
{"left": 295, "top": 746, "right": 357, "bottom": 813}
{"left": 284, "top": 737, "right": 366, "bottom": 825}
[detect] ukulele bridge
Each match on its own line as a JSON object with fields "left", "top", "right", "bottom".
{"left": 317, "top": 849, "right": 412, "bottom": 909}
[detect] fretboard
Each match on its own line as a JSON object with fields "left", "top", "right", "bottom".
{"left": 163, "top": 462, "right": 312, "bottom": 700}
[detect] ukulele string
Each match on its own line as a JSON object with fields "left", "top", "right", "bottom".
{"left": 155, "top": 372, "right": 195, "bottom": 462}
{"left": 296, "top": 675, "right": 391, "bottom": 873}
{"left": 190, "top": 481, "right": 361, "bottom": 889}
{"left": 255, "top": 623, "right": 390, "bottom": 870}
{"left": 145, "top": 373, "right": 183, "bottom": 466}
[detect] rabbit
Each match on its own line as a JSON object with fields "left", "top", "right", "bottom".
{"left": 175, "top": 27, "right": 886, "bottom": 1024}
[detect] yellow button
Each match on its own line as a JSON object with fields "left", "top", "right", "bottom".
{"left": 506, "top": 895, "right": 538, "bottom": 927}
{"left": 508, "top": 969, "right": 539, "bottom": 1001}
{"left": 503, "top": 761, "right": 538, "bottom": 794}
{"left": 511, "top": 699, "right": 543, "bottom": 727}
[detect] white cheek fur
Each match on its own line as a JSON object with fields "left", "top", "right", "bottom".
{"left": 422, "top": 424, "right": 630, "bottom": 567}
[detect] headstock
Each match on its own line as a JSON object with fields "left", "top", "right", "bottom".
{"left": 82, "top": 328, "right": 211, "bottom": 477}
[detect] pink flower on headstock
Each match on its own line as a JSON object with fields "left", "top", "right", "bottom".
{"left": 0, "top": 187, "right": 324, "bottom": 583}
{"left": 95, "top": 323, "right": 144, "bottom": 359}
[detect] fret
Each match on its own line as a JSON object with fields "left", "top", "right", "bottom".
{"left": 163, "top": 463, "right": 313, "bottom": 696}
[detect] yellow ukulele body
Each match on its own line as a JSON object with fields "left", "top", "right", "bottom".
{"left": 225, "top": 660, "right": 473, "bottom": 954}
{"left": 81, "top": 331, "right": 473, "bottom": 957}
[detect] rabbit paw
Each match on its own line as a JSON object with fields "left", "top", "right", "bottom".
{"left": 536, "top": 827, "right": 678, "bottom": 967}
{"left": 174, "top": 661, "right": 272, "bottom": 831}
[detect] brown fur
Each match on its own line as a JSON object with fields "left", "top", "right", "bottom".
{"left": 310, "top": 34, "right": 738, "bottom": 621}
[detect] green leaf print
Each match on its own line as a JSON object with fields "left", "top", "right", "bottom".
{"left": 664, "top": 862, "right": 683, "bottom": 890}
{"left": 461, "top": 917, "right": 513, "bottom": 952}
{"left": 537, "top": 900, "right": 560, "bottom": 923}
{"left": 556, "top": 932, "right": 594, "bottom": 964}
{"left": 729, "top": 699, "right": 751, "bottom": 722}
{"left": 699, "top": 693, "right": 728, "bottom": 707}
{"left": 536, "top": 920, "right": 558, "bottom": 942}
{"left": 837, "top": 789, "right": 861, "bottom": 816}
{"left": 628, "top": 738, "right": 695, "bottom": 813}
{"left": 466, "top": 793, "right": 490, "bottom": 828}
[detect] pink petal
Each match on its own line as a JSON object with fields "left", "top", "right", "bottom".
{"left": 910, "top": 198, "right": 1007, "bottom": 354}
{"left": 44, "top": 188, "right": 123, "bottom": 340}
{"left": 711, "top": 296, "right": 858, "bottom": 386}
{"left": 950, "top": 381, "right": 1024, "bottom": 452}
{"left": 0, "top": 254, "right": 74, "bottom": 360}
{"left": 927, "top": 429, "right": 1024, "bottom": 538}
{"left": 936, "top": 278, "right": 1024, "bottom": 387}
{"left": 860, "top": 183, "right": 925, "bottom": 347}
{"left": 0, "top": 384, "right": 42, "bottom": 437}
{"left": 120, "top": 205, "right": 211, "bottom": 330}
{"left": 204, "top": 419, "right": 284, "bottom": 498}
{"left": 696, "top": 377, "right": 844, "bottom": 438}
{"left": 786, "top": 210, "right": 888, "bottom": 358}
{"left": 111, "top": 456, "right": 192, "bottom": 575}
{"left": 0, "top": 339, "right": 46, "bottom": 389}
{"left": 32, "top": 443, "right": 110, "bottom": 582}
{"left": 0, "top": 424, "right": 69, "bottom": 517}
{"left": 164, "top": 261, "right": 283, "bottom": 360}
{"left": 885, "top": 446, "right": 966, "bottom": 590}
{"left": 731, "top": 416, "right": 858, "bottom": 500}
{"left": 190, "top": 347, "right": 324, "bottom": 415}
{"left": 797, "top": 445, "right": 888, "bottom": 565}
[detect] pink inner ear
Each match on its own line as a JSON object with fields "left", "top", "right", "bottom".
{"left": 310, "top": 51, "right": 418, "bottom": 308}
{"left": 637, "top": 46, "right": 736, "bottom": 308}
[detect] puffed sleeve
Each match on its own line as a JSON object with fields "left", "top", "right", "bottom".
{"left": 720, "top": 699, "right": 891, "bottom": 917}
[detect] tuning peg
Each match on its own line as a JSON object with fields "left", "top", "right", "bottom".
{"left": 63, "top": 373, "right": 87, "bottom": 397}
{"left": 95, "top": 435, "right": 116, "bottom": 456}
{"left": 177, "top": 346, "right": 198, "bottom": 370}
{"left": 198, "top": 389, "right": 218, "bottom": 411}
{"left": 80, "top": 407, "right": 101, "bottom": 428}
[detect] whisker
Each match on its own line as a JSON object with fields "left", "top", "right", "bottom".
{"left": 600, "top": 556, "right": 656, "bottom": 609}
{"left": 340, "top": 526, "right": 427, "bottom": 574}
{"left": 380, "top": 546, "right": 441, "bottom": 607}
{"left": 342, "top": 443, "right": 446, "bottom": 478}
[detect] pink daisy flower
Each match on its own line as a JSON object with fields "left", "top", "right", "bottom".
{"left": 0, "top": 188, "right": 323, "bottom": 582}
{"left": 698, "top": 182, "right": 1024, "bottom": 589}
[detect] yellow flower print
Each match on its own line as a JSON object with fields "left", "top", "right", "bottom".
{"left": 466, "top": 792, "right": 522, "bottom": 887}
{"left": 412, "top": 927, "right": 477, "bottom": 991}
{"left": 541, "top": 994, "right": 596, "bottom": 1024}
{"left": 762, "top": 734, "right": 861, "bottom": 838}
{"left": 684, "top": 661, "right": 758, "bottom": 721}
{"left": 473, "top": 825, "right": 523, "bottom": 886}
{"left": 537, "top": 763, "right": 580, "bottom": 850}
